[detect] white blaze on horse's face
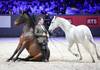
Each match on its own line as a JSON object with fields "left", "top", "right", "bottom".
{"left": 14, "top": 21, "right": 18, "bottom": 25}
{"left": 49, "top": 16, "right": 58, "bottom": 32}
{"left": 14, "top": 19, "right": 20, "bottom": 25}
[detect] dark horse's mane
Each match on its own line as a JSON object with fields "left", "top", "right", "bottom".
{"left": 23, "top": 11, "right": 37, "bottom": 31}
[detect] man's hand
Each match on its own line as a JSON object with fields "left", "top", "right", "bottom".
{"left": 43, "top": 33, "right": 49, "bottom": 37}
{"left": 43, "top": 33, "right": 46, "bottom": 36}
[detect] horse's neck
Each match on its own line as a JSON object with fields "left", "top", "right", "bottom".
{"left": 59, "top": 23, "right": 73, "bottom": 33}
{"left": 26, "top": 18, "right": 35, "bottom": 31}
{"left": 23, "top": 24, "right": 33, "bottom": 33}
{"left": 59, "top": 23, "right": 76, "bottom": 39}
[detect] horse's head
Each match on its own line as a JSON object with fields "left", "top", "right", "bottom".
{"left": 49, "top": 16, "right": 72, "bottom": 33}
{"left": 49, "top": 16, "right": 59, "bottom": 32}
{"left": 15, "top": 12, "right": 30, "bottom": 26}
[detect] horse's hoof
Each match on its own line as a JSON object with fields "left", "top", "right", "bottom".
{"left": 13, "top": 60, "right": 16, "bottom": 62}
{"left": 74, "top": 54, "right": 79, "bottom": 57}
{"left": 97, "top": 56, "right": 100, "bottom": 60}
{"left": 6, "top": 60, "right": 10, "bottom": 62}
{"left": 13, "top": 58, "right": 17, "bottom": 62}
{"left": 6, "top": 59, "right": 11, "bottom": 62}
{"left": 79, "top": 57, "right": 82, "bottom": 60}
{"left": 92, "top": 60, "right": 95, "bottom": 63}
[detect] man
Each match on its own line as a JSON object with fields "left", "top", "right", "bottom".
{"left": 35, "top": 16, "right": 50, "bottom": 62}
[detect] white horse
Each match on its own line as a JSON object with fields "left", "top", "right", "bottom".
{"left": 49, "top": 16, "right": 100, "bottom": 62}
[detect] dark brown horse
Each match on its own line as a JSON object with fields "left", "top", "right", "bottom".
{"left": 7, "top": 12, "right": 50, "bottom": 62}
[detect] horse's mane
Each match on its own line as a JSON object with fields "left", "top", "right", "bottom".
{"left": 56, "top": 17, "right": 71, "bottom": 25}
{"left": 23, "top": 11, "right": 37, "bottom": 31}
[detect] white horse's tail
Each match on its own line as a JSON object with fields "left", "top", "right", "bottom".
{"left": 86, "top": 28, "right": 96, "bottom": 45}
{"left": 85, "top": 26, "right": 100, "bottom": 60}
{"left": 84, "top": 26, "right": 94, "bottom": 42}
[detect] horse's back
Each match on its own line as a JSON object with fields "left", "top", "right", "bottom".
{"left": 70, "top": 25, "right": 92, "bottom": 42}
{"left": 76, "top": 25, "right": 89, "bottom": 31}
{"left": 75, "top": 25, "right": 91, "bottom": 35}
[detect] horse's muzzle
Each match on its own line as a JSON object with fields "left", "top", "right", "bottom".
{"left": 14, "top": 21, "right": 19, "bottom": 25}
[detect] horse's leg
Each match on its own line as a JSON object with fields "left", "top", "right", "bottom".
{"left": 18, "top": 54, "right": 43, "bottom": 62}
{"left": 13, "top": 41, "right": 28, "bottom": 62}
{"left": 7, "top": 43, "right": 21, "bottom": 62}
{"left": 82, "top": 41, "right": 95, "bottom": 63}
{"left": 89, "top": 39, "right": 100, "bottom": 60}
{"left": 7, "top": 37, "right": 23, "bottom": 62}
{"left": 18, "top": 55, "right": 33, "bottom": 61}
{"left": 29, "top": 53, "right": 42, "bottom": 61}
{"left": 76, "top": 43, "right": 82, "bottom": 60}
{"left": 68, "top": 42, "right": 79, "bottom": 57}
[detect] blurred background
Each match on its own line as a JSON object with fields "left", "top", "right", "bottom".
{"left": 0, "top": 0, "right": 100, "bottom": 37}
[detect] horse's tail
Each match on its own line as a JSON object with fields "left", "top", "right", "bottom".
{"left": 85, "top": 26, "right": 94, "bottom": 43}
{"left": 85, "top": 26, "right": 100, "bottom": 60}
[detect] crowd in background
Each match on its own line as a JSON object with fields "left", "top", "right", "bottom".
{"left": 0, "top": 0, "right": 100, "bottom": 15}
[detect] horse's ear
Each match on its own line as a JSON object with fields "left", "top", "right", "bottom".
{"left": 53, "top": 16, "right": 55, "bottom": 18}
{"left": 22, "top": 10, "right": 28, "bottom": 15}
{"left": 54, "top": 16, "right": 56, "bottom": 19}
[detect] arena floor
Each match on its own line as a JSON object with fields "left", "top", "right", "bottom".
{"left": 0, "top": 37, "right": 100, "bottom": 70}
